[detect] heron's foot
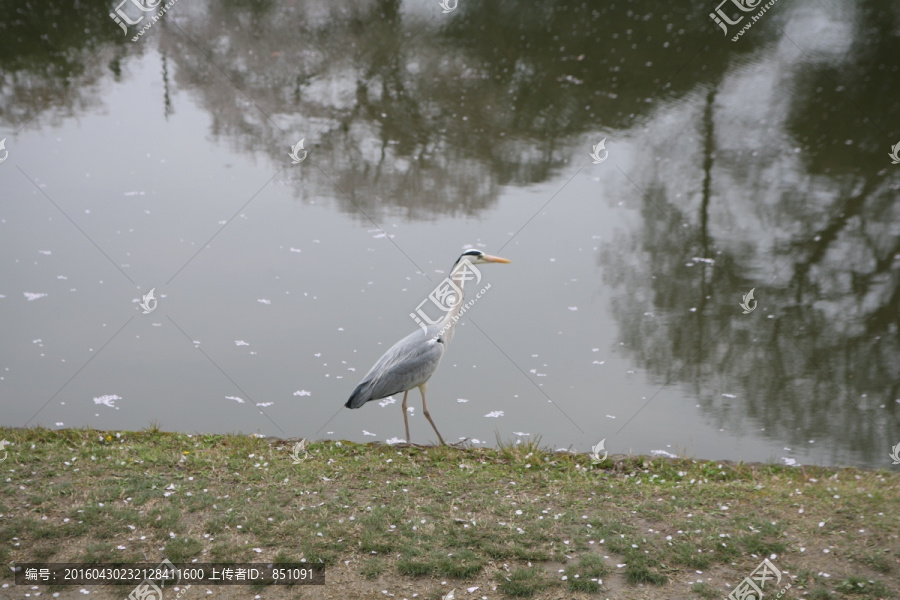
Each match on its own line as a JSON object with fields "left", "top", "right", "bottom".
{"left": 391, "top": 442, "right": 433, "bottom": 449}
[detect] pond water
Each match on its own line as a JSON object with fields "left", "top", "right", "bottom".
{"left": 1, "top": 0, "right": 898, "bottom": 468}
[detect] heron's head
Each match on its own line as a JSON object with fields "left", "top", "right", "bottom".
{"left": 456, "top": 249, "right": 511, "bottom": 265}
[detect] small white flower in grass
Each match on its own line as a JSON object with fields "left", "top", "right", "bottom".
{"left": 253, "top": 548, "right": 262, "bottom": 553}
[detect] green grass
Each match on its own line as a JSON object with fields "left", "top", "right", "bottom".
{"left": 0, "top": 426, "right": 897, "bottom": 599}
{"left": 497, "top": 566, "right": 548, "bottom": 597}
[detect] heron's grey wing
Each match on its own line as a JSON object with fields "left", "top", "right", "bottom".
{"left": 345, "top": 330, "right": 444, "bottom": 408}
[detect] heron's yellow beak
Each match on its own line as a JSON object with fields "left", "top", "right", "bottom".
{"left": 482, "top": 255, "right": 511, "bottom": 263}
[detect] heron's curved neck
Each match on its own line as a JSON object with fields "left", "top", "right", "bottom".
{"left": 436, "top": 260, "right": 473, "bottom": 344}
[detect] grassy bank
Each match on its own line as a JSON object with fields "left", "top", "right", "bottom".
{"left": 0, "top": 426, "right": 897, "bottom": 599}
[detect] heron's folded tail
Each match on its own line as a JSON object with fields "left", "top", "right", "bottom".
{"left": 345, "top": 382, "right": 371, "bottom": 409}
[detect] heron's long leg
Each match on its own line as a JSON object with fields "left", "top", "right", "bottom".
{"left": 419, "top": 383, "right": 445, "bottom": 446}
{"left": 401, "top": 390, "right": 410, "bottom": 443}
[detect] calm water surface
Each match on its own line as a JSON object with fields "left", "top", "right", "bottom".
{"left": 1, "top": 0, "right": 898, "bottom": 468}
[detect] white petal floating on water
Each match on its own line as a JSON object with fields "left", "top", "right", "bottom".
{"left": 484, "top": 411, "right": 504, "bottom": 418}
{"left": 24, "top": 292, "right": 48, "bottom": 301}
{"left": 592, "top": 360, "right": 606, "bottom": 365}
{"left": 38, "top": 250, "right": 52, "bottom": 255}
{"left": 235, "top": 340, "right": 249, "bottom": 346}
{"left": 93, "top": 394, "right": 121, "bottom": 408}
{"left": 650, "top": 449, "right": 677, "bottom": 458}
{"left": 56, "top": 422, "right": 64, "bottom": 426}
{"left": 257, "top": 299, "right": 271, "bottom": 305}
{"left": 605, "top": 414, "right": 616, "bottom": 419}
{"left": 385, "top": 437, "right": 405, "bottom": 445}
{"left": 293, "top": 390, "right": 311, "bottom": 396}
{"left": 256, "top": 402, "right": 273, "bottom": 407}
{"left": 362, "top": 430, "right": 376, "bottom": 437}
{"left": 513, "top": 431, "right": 531, "bottom": 436}
{"left": 721, "top": 393, "right": 737, "bottom": 398}
{"left": 57, "top": 275, "right": 67, "bottom": 280}
{"left": 456, "top": 398, "right": 469, "bottom": 403}
{"left": 378, "top": 397, "right": 396, "bottom": 407}
{"left": 567, "top": 306, "right": 578, "bottom": 311}
{"left": 225, "top": 396, "right": 245, "bottom": 403}
{"left": 782, "top": 457, "right": 798, "bottom": 466}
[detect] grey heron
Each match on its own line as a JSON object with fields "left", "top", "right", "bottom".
{"left": 345, "top": 250, "right": 511, "bottom": 445}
